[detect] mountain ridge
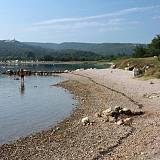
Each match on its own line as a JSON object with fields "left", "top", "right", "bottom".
{"left": 24, "top": 41, "right": 142, "bottom": 56}
{"left": 0, "top": 40, "right": 145, "bottom": 61}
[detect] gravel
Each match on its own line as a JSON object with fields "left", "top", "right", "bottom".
{"left": 0, "top": 68, "right": 160, "bottom": 160}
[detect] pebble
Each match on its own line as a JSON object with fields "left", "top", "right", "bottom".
{"left": 116, "top": 119, "right": 124, "bottom": 125}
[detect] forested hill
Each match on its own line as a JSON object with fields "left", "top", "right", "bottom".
{"left": 0, "top": 40, "right": 101, "bottom": 61}
{"left": 0, "top": 40, "right": 144, "bottom": 61}
{"left": 24, "top": 42, "right": 139, "bottom": 56}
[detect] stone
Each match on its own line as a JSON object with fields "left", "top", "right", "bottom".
{"left": 133, "top": 67, "right": 142, "bottom": 77}
{"left": 123, "top": 117, "right": 132, "bottom": 125}
{"left": 81, "top": 117, "right": 90, "bottom": 125}
{"left": 122, "top": 108, "right": 129, "bottom": 112}
{"left": 102, "top": 107, "right": 112, "bottom": 116}
{"left": 95, "top": 112, "right": 102, "bottom": 118}
{"left": 109, "top": 116, "right": 116, "bottom": 123}
{"left": 111, "top": 64, "right": 116, "bottom": 69}
{"left": 122, "top": 108, "right": 132, "bottom": 115}
{"left": 116, "top": 119, "right": 124, "bottom": 125}
{"left": 114, "top": 106, "right": 122, "bottom": 112}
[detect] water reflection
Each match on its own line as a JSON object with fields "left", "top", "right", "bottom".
{"left": 0, "top": 63, "right": 109, "bottom": 73}
{"left": 0, "top": 76, "right": 77, "bottom": 144}
{"left": 20, "top": 83, "right": 25, "bottom": 96}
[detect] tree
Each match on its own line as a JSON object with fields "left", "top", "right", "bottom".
{"left": 26, "top": 51, "right": 36, "bottom": 60}
{"left": 133, "top": 45, "right": 147, "bottom": 58}
{"left": 148, "top": 34, "right": 160, "bottom": 50}
{"left": 132, "top": 34, "right": 160, "bottom": 58}
{"left": 43, "top": 55, "right": 54, "bottom": 61}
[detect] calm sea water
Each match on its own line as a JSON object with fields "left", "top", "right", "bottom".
{"left": 0, "top": 76, "right": 78, "bottom": 144}
{"left": 0, "top": 63, "right": 109, "bottom": 73}
{"left": 0, "top": 63, "right": 108, "bottom": 144}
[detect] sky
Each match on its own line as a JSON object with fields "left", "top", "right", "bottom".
{"left": 0, "top": 0, "right": 160, "bottom": 43}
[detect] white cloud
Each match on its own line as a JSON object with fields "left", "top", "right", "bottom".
{"left": 30, "top": 18, "right": 124, "bottom": 32}
{"left": 33, "top": 5, "right": 160, "bottom": 27}
{"left": 26, "top": 5, "right": 159, "bottom": 33}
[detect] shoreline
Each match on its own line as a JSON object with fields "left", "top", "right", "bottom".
{"left": 0, "top": 69, "right": 160, "bottom": 159}
{"left": 0, "top": 61, "right": 101, "bottom": 65}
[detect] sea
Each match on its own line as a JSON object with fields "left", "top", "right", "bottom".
{"left": 0, "top": 63, "right": 109, "bottom": 144}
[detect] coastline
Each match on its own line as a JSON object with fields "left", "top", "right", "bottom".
{"left": 0, "top": 69, "right": 160, "bottom": 160}
{"left": 0, "top": 61, "right": 100, "bottom": 65}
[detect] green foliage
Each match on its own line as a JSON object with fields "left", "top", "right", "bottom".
{"left": 133, "top": 34, "right": 160, "bottom": 58}
{"left": 148, "top": 35, "right": 160, "bottom": 50}
{"left": 0, "top": 40, "right": 103, "bottom": 61}
{"left": 25, "top": 42, "right": 138, "bottom": 56}
{"left": 133, "top": 45, "right": 147, "bottom": 58}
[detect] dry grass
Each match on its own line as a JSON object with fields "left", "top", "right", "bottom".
{"left": 113, "top": 57, "right": 160, "bottom": 78}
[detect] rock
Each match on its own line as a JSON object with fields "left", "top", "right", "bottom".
{"left": 111, "top": 64, "right": 116, "bottom": 69}
{"left": 104, "top": 117, "right": 109, "bottom": 122}
{"left": 122, "top": 108, "right": 129, "bottom": 112}
{"left": 122, "top": 108, "right": 132, "bottom": 115}
{"left": 64, "top": 70, "right": 69, "bottom": 73}
{"left": 116, "top": 119, "right": 124, "bottom": 125}
{"left": 133, "top": 67, "right": 142, "bottom": 77}
{"left": 81, "top": 117, "right": 90, "bottom": 125}
{"left": 14, "top": 77, "right": 20, "bottom": 80}
{"left": 133, "top": 111, "right": 144, "bottom": 116}
{"left": 95, "top": 112, "right": 102, "bottom": 118}
{"left": 111, "top": 111, "right": 119, "bottom": 118}
{"left": 114, "top": 106, "right": 122, "bottom": 112}
{"left": 123, "top": 117, "right": 132, "bottom": 125}
{"left": 56, "top": 127, "right": 60, "bottom": 131}
{"left": 109, "top": 116, "right": 116, "bottom": 123}
{"left": 102, "top": 107, "right": 112, "bottom": 116}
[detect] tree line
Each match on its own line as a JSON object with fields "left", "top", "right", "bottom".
{"left": 133, "top": 34, "right": 160, "bottom": 58}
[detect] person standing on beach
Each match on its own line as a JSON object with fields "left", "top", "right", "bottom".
{"left": 19, "top": 69, "right": 25, "bottom": 85}
{"left": 18, "top": 69, "right": 25, "bottom": 95}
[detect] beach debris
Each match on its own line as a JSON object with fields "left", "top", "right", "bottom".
{"left": 150, "top": 81, "right": 154, "bottom": 84}
{"left": 95, "top": 112, "right": 102, "bottom": 118}
{"left": 111, "top": 64, "right": 116, "bottom": 69}
{"left": 123, "top": 117, "right": 132, "bottom": 125}
{"left": 133, "top": 67, "right": 142, "bottom": 77}
{"left": 97, "top": 106, "right": 144, "bottom": 125}
{"left": 56, "top": 127, "right": 60, "bottom": 131}
{"left": 143, "top": 93, "right": 160, "bottom": 99}
{"left": 114, "top": 106, "right": 122, "bottom": 112}
{"left": 132, "top": 111, "right": 144, "bottom": 116}
{"left": 102, "top": 107, "right": 112, "bottom": 116}
{"left": 125, "top": 67, "right": 129, "bottom": 70}
{"left": 116, "top": 119, "right": 124, "bottom": 125}
{"left": 75, "top": 68, "right": 84, "bottom": 72}
{"left": 121, "top": 108, "right": 132, "bottom": 115}
{"left": 81, "top": 117, "right": 90, "bottom": 125}
{"left": 64, "top": 70, "right": 69, "bottom": 73}
{"left": 109, "top": 116, "right": 116, "bottom": 123}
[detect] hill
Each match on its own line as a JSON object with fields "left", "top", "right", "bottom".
{"left": 24, "top": 42, "right": 140, "bottom": 56}
{"left": 0, "top": 40, "right": 101, "bottom": 61}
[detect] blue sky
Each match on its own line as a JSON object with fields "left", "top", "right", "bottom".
{"left": 0, "top": 0, "right": 160, "bottom": 43}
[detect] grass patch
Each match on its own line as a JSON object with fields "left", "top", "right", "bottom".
{"left": 113, "top": 57, "right": 160, "bottom": 79}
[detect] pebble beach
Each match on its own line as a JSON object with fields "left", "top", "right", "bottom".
{"left": 0, "top": 68, "right": 160, "bottom": 160}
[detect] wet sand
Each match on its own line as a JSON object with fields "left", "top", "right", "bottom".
{"left": 0, "top": 69, "right": 160, "bottom": 160}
